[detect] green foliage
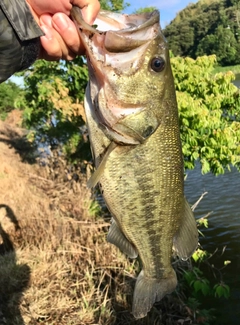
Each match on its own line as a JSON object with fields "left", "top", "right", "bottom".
{"left": 0, "top": 81, "right": 24, "bottom": 120}
{"left": 214, "top": 283, "right": 230, "bottom": 298}
{"left": 184, "top": 261, "right": 230, "bottom": 300}
{"left": 171, "top": 54, "right": 240, "bottom": 174}
{"left": 19, "top": 59, "right": 88, "bottom": 159}
{"left": 184, "top": 267, "right": 211, "bottom": 297}
{"left": 100, "top": 0, "right": 129, "bottom": 11}
{"left": 192, "top": 249, "right": 209, "bottom": 263}
{"left": 133, "top": 6, "right": 157, "bottom": 14}
{"left": 88, "top": 200, "right": 102, "bottom": 217}
{"left": 196, "top": 26, "right": 239, "bottom": 66}
{"left": 185, "top": 297, "right": 216, "bottom": 325}
{"left": 164, "top": 0, "right": 240, "bottom": 66}
{"left": 197, "top": 217, "right": 209, "bottom": 229}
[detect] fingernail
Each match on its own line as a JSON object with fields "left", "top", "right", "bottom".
{"left": 40, "top": 25, "right": 52, "bottom": 40}
{"left": 53, "top": 14, "right": 69, "bottom": 31}
{"left": 81, "top": 7, "right": 93, "bottom": 25}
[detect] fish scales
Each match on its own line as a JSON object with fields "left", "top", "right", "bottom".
{"left": 71, "top": 6, "right": 198, "bottom": 319}
{"left": 100, "top": 115, "right": 183, "bottom": 277}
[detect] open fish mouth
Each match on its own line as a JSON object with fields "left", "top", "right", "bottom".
{"left": 71, "top": 7, "right": 160, "bottom": 72}
{"left": 71, "top": 7, "right": 159, "bottom": 45}
{"left": 71, "top": 7, "right": 164, "bottom": 145}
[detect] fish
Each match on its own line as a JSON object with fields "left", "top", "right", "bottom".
{"left": 71, "top": 7, "right": 199, "bottom": 319}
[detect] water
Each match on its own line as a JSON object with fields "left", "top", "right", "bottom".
{"left": 185, "top": 163, "right": 240, "bottom": 323}
{"left": 234, "top": 74, "right": 240, "bottom": 88}
{"left": 183, "top": 76, "right": 240, "bottom": 324}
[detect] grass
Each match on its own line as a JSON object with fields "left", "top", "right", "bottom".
{"left": 0, "top": 116, "right": 202, "bottom": 325}
{"left": 0, "top": 137, "right": 121, "bottom": 324}
{"left": 213, "top": 64, "right": 240, "bottom": 75}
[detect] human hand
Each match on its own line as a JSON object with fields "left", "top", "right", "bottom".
{"left": 26, "top": 0, "right": 100, "bottom": 60}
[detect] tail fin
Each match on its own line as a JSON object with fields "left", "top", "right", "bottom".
{"left": 132, "top": 269, "right": 177, "bottom": 319}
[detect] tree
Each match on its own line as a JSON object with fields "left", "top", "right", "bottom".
{"left": 99, "top": 0, "right": 128, "bottom": 11}
{"left": 134, "top": 6, "right": 157, "bottom": 14}
{"left": 196, "top": 26, "right": 239, "bottom": 65}
{"left": 19, "top": 58, "right": 89, "bottom": 158}
{"left": 0, "top": 81, "right": 24, "bottom": 120}
{"left": 171, "top": 55, "right": 240, "bottom": 174}
{"left": 164, "top": 0, "right": 240, "bottom": 66}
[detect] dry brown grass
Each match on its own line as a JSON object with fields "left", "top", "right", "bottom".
{"left": 0, "top": 120, "right": 191, "bottom": 325}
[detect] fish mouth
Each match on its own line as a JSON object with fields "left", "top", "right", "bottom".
{"left": 71, "top": 7, "right": 160, "bottom": 59}
{"left": 71, "top": 7, "right": 161, "bottom": 144}
{"left": 71, "top": 7, "right": 159, "bottom": 41}
{"left": 94, "top": 10, "right": 159, "bottom": 52}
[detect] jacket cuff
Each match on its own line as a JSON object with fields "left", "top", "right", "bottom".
{"left": 0, "top": 1, "right": 44, "bottom": 83}
{"left": 0, "top": 0, "right": 44, "bottom": 41}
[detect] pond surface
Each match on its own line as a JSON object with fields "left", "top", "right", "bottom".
{"left": 185, "top": 163, "right": 240, "bottom": 324}
{"left": 234, "top": 74, "right": 240, "bottom": 88}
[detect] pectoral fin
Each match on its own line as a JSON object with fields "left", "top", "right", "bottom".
{"left": 87, "top": 141, "right": 117, "bottom": 188}
{"left": 107, "top": 219, "right": 138, "bottom": 259}
{"left": 173, "top": 198, "right": 199, "bottom": 261}
{"left": 102, "top": 123, "right": 144, "bottom": 145}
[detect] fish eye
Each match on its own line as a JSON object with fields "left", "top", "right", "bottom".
{"left": 150, "top": 57, "right": 165, "bottom": 72}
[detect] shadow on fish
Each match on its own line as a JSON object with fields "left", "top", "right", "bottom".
{"left": 71, "top": 6, "right": 198, "bottom": 319}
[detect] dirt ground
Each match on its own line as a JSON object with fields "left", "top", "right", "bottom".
{"left": 0, "top": 112, "right": 192, "bottom": 325}
{"left": 0, "top": 114, "right": 116, "bottom": 325}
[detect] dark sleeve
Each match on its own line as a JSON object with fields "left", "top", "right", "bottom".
{"left": 0, "top": 0, "right": 44, "bottom": 83}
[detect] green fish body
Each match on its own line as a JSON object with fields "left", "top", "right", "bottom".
{"left": 71, "top": 7, "right": 198, "bottom": 319}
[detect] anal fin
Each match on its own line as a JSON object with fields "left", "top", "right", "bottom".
{"left": 107, "top": 219, "right": 138, "bottom": 259}
{"left": 173, "top": 198, "right": 199, "bottom": 261}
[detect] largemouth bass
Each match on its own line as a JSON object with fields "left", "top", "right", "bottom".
{"left": 71, "top": 7, "right": 198, "bottom": 319}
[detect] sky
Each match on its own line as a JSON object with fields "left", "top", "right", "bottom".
{"left": 126, "top": 0, "right": 198, "bottom": 27}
